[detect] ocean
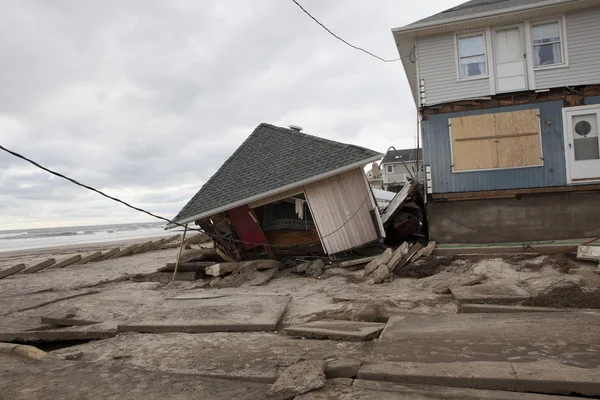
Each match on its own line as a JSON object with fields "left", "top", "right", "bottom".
{"left": 0, "top": 222, "right": 176, "bottom": 252}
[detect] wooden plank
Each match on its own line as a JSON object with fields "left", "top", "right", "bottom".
{"left": 75, "top": 251, "right": 103, "bottom": 265}
{"left": 496, "top": 109, "right": 542, "bottom": 168}
{"left": 391, "top": 242, "right": 423, "bottom": 274}
{"left": 182, "top": 233, "right": 210, "bottom": 246}
{"left": 263, "top": 229, "right": 319, "bottom": 246}
{"left": 248, "top": 187, "right": 304, "bottom": 209}
{"left": 108, "top": 244, "right": 141, "bottom": 259}
{"left": 46, "top": 255, "right": 82, "bottom": 270}
{"left": 381, "top": 183, "right": 413, "bottom": 225}
{"left": 337, "top": 256, "right": 379, "bottom": 268}
{"left": 450, "top": 114, "right": 497, "bottom": 171}
{"left": 455, "top": 132, "right": 538, "bottom": 141}
{"left": 431, "top": 184, "right": 600, "bottom": 202}
{"left": 95, "top": 247, "right": 120, "bottom": 261}
{"left": 577, "top": 245, "right": 600, "bottom": 262}
{"left": 21, "top": 259, "right": 56, "bottom": 274}
{"left": 0, "top": 264, "right": 26, "bottom": 279}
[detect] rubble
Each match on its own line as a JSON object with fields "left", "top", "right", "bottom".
{"left": 306, "top": 259, "right": 325, "bottom": 277}
{"left": 266, "top": 360, "right": 326, "bottom": 398}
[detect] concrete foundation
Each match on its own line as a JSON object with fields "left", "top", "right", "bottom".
{"left": 428, "top": 191, "right": 600, "bottom": 244}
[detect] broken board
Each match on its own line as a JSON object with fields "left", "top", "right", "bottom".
{"left": 449, "top": 283, "right": 531, "bottom": 304}
{"left": 117, "top": 294, "right": 291, "bottom": 333}
{"left": 358, "top": 313, "right": 600, "bottom": 397}
{"left": 284, "top": 320, "right": 385, "bottom": 341}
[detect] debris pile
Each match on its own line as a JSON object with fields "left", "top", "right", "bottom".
{"left": 522, "top": 281, "right": 600, "bottom": 309}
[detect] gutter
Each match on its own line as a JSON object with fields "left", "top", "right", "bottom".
{"left": 392, "top": 0, "right": 580, "bottom": 34}
{"left": 166, "top": 154, "right": 383, "bottom": 229}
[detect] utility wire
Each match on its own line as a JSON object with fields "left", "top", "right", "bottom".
{"left": 6, "top": 143, "right": 591, "bottom": 256}
{"left": 0, "top": 143, "right": 371, "bottom": 248}
{"left": 290, "top": 0, "right": 403, "bottom": 63}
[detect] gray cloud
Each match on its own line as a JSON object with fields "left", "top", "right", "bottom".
{"left": 0, "top": 0, "right": 463, "bottom": 229}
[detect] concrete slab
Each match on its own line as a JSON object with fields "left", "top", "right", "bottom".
{"left": 0, "top": 327, "right": 116, "bottom": 342}
{"left": 358, "top": 313, "right": 600, "bottom": 396}
{"left": 0, "top": 264, "right": 25, "bottom": 279}
{"left": 284, "top": 320, "right": 385, "bottom": 341}
{"left": 267, "top": 360, "right": 326, "bottom": 397}
{"left": 21, "top": 258, "right": 56, "bottom": 274}
{"left": 46, "top": 255, "right": 82, "bottom": 270}
{"left": 460, "top": 304, "right": 568, "bottom": 313}
{"left": 118, "top": 294, "right": 291, "bottom": 333}
{"left": 449, "top": 284, "right": 530, "bottom": 304}
{"left": 62, "top": 332, "right": 374, "bottom": 384}
{"left": 40, "top": 316, "right": 99, "bottom": 326}
{"left": 351, "top": 380, "right": 585, "bottom": 400}
{"left": 0, "top": 352, "right": 272, "bottom": 400}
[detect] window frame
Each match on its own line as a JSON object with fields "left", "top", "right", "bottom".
{"left": 455, "top": 31, "right": 489, "bottom": 81}
{"left": 386, "top": 165, "right": 393, "bottom": 174}
{"left": 529, "top": 17, "right": 567, "bottom": 70}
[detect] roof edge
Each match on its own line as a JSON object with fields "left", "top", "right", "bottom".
{"left": 392, "top": 0, "right": 577, "bottom": 35}
{"left": 166, "top": 154, "right": 383, "bottom": 229}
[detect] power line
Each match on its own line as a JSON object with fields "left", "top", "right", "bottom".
{"left": 0, "top": 143, "right": 372, "bottom": 248}
{"left": 290, "top": 0, "right": 404, "bottom": 63}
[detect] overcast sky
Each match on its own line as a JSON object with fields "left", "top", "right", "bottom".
{"left": 0, "top": 0, "right": 463, "bottom": 230}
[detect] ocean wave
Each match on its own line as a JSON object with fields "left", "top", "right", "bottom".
{"left": 0, "top": 230, "right": 96, "bottom": 240}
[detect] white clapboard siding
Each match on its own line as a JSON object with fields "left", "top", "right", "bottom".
{"left": 417, "top": 34, "right": 490, "bottom": 106}
{"left": 304, "top": 168, "right": 378, "bottom": 255}
{"left": 535, "top": 7, "right": 600, "bottom": 89}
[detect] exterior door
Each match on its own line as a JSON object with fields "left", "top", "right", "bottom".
{"left": 564, "top": 106, "right": 600, "bottom": 183}
{"left": 494, "top": 25, "right": 528, "bottom": 92}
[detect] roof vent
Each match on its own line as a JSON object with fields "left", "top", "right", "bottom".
{"left": 289, "top": 125, "right": 303, "bottom": 131}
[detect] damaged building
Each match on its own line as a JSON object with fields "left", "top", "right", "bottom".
{"left": 393, "top": 0, "right": 600, "bottom": 243}
{"left": 168, "top": 123, "right": 387, "bottom": 261}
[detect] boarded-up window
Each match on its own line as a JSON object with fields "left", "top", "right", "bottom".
{"left": 450, "top": 109, "right": 542, "bottom": 172}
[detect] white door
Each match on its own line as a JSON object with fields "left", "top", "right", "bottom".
{"left": 564, "top": 106, "right": 600, "bottom": 183}
{"left": 494, "top": 26, "right": 528, "bottom": 92}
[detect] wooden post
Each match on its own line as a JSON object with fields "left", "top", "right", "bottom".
{"left": 172, "top": 224, "right": 188, "bottom": 282}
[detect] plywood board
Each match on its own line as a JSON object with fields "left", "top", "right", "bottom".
{"left": 450, "top": 114, "right": 497, "bottom": 171}
{"left": 495, "top": 109, "right": 542, "bottom": 168}
{"left": 450, "top": 109, "right": 542, "bottom": 171}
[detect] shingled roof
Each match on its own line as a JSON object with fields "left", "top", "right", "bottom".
{"left": 170, "top": 123, "right": 382, "bottom": 226}
{"left": 399, "top": 0, "right": 557, "bottom": 31}
{"left": 382, "top": 148, "right": 422, "bottom": 164}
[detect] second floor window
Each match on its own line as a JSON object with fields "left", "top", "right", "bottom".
{"left": 531, "top": 21, "right": 563, "bottom": 67}
{"left": 387, "top": 165, "right": 393, "bottom": 173}
{"left": 457, "top": 33, "right": 487, "bottom": 79}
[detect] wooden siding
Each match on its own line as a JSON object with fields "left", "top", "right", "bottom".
{"left": 535, "top": 8, "right": 600, "bottom": 89}
{"left": 417, "top": 34, "right": 490, "bottom": 106}
{"left": 450, "top": 109, "right": 542, "bottom": 171}
{"left": 304, "top": 168, "right": 378, "bottom": 254}
{"left": 423, "top": 101, "right": 566, "bottom": 193}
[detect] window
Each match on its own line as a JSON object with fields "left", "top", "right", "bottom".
{"left": 531, "top": 21, "right": 563, "bottom": 67}
{"left": 457, "top": 33, "right": 487, "bottom": 79}
{"left": 386, "top": 165, "right": 393, "bottom": 174}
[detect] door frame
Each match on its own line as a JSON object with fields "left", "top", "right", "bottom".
{"left": 492, "top": 23, "right": 528, "bottom": 93}
{"left": 562, "top": 104, "right": 600, "bottom": 185}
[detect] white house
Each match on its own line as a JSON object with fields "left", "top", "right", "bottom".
{"left": 392, "top": 0, "right": 600, "bottom": 243}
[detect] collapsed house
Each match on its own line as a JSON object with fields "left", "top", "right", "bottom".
{"left": 167, "top": 123, "right": 386, "bottom": 261}
{"left": 393, "top": 0, "right": 600, "bottom": 244}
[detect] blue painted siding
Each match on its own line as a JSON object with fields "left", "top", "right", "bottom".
{"left": 585, "top": 96, "right": 600, "bottom": 105}
{"left": 423, "top": 101, "right": 567, "bottom": 193}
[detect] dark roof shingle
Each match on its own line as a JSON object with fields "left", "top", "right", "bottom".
{"left": 171, "top": 123, "right": 382, "bottom": 224}
{"left": 381, "top": 148, "right": 422, "bottom": 164}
